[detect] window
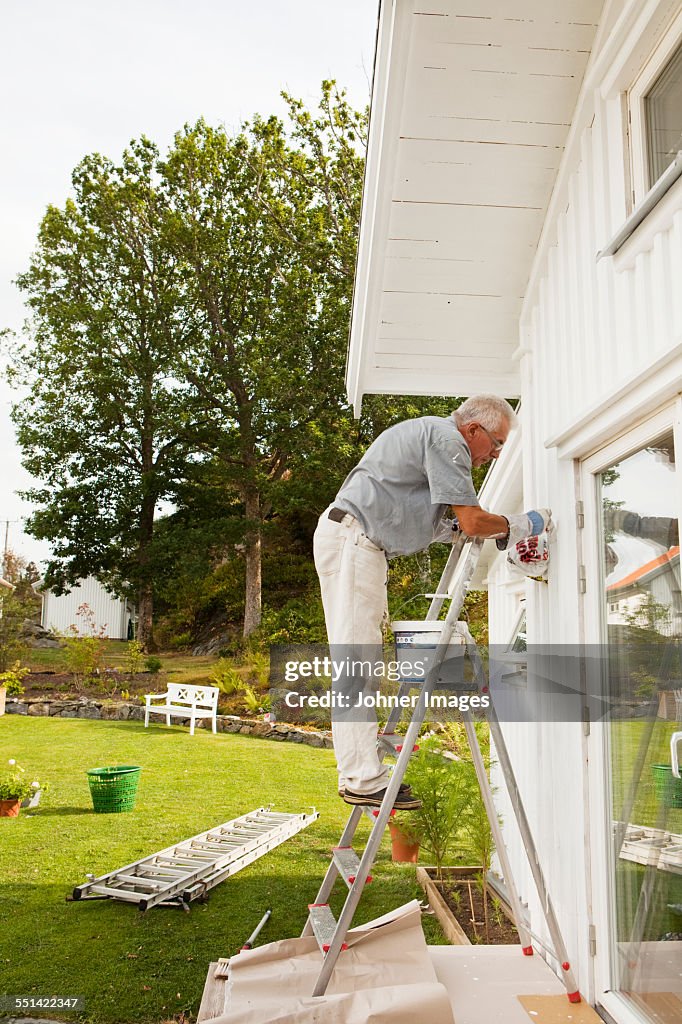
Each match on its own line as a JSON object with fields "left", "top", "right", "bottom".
{"left": 628, "top": 12, "right": 682, "bottom": 203}
{"left": 644, "top": 40, "right": 682, "bottom": 188}
{"left": 596, "top": 429, "right": 682, "bottom": 1024}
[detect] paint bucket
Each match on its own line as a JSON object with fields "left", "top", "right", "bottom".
{"left": 391, "top": 621, "right": 464, "bottom": 684}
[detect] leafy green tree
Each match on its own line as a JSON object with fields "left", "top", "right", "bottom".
{"left": 10, "top": 140, "right": 200, "bottom": 650}
{"left": 158, "top": 97, "right": 370, "bottom": 636}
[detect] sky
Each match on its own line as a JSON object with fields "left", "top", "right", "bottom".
{"left": 0, "top": 0, "right": 378, "bottom": 570}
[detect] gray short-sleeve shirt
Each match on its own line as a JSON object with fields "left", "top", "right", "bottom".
{"left": 334, "top": 415, "right": 479, "bottom": 557}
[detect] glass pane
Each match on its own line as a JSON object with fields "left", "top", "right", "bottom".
{"left": 509, "top": 610, "right": 527, "bottom": 655}
{"left": 644, "top": 42, "right": 682, "bottom": 186}
{"left": 598, "top": 430, "right": 682, "bottom": 1024}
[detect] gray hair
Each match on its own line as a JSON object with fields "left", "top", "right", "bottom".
{"left": 454, "top": 395, "right": 517, "bottom": 433}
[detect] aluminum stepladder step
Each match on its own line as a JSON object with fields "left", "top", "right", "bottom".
{"left": 73, "top": 807, "right": 318, "bottom": 911}
{"left": 304, "top": 534, "right": 582, "bottom": 1003}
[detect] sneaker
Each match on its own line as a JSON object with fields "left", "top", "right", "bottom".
{"left": 343, "top": 783, "right": 422, "bottom": 810}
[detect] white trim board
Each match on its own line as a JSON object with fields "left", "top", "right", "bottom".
{"left": 544, "top": 338, "right": 682, "bottom": 459}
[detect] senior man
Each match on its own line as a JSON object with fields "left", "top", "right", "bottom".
{"left": 313, "top": 395, "right": 551, "bottom": 810}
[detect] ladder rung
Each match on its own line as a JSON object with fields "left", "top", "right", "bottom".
{"left": 307, "top": 904, "right": 347, "bottom": 953}
{"left": 332, "top": 847, "right": 372, "bottom": 888}
{"left": 89, "top": 885, "right": 146, "bottom": 902}
{"left": 112, "top": 873, "right": 163, "bottom": 889}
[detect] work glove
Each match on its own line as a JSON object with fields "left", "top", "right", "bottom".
{"left": 496, "top": 509, "right": 552, "bottom": 551}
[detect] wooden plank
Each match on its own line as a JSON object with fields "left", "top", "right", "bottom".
{"left": 416, "top": 866, "right": 471, "bottom": 946}
{"left": 373, "top": 353, "right": 517, "bottom": 375}
{"left": 197, "top": 962, "right": 226, "bottom": 1023}
{"left": 414, "top": 1, "right": 601, "bottom": 26}
{"left": 362, "top": 366, "right": 520, "bottom": 400}
{"left": 412, "top": 34, "right": 591, "bottom": 78}
{"left": 393, "top": 161, "right": 556, "bottom": 209}
{"left": 413, "top": 10, "right": 599, "bottom": 52}
{"left": 517, "top": 994, "right": 604, "bottom": 1022}
{"left": 388, "top": 202, "right": 543, "bottom": 255}
{"left": 384, "top": 256, "right": 532, "bottom": 297}
{"left": 375, "top": 336, "right": 514, "bottom": 358}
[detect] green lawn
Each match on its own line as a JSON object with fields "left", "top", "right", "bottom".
{"left": 610, "top": 719, "right": 682, "bottom": 940}
{"left": 26, "top": 642, "right": 221, "bottom": 687}
{"left": 0, "top": 717, "right": 446, "bottom": 1024}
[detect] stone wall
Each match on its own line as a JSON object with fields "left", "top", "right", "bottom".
{"left": 5, "top": 697, "right": 333, "bottom": 750}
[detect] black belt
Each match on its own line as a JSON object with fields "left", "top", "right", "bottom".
{"left": 328, "top": 506, "right": 349, "bottom": 523}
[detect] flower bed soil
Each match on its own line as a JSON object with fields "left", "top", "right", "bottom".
{"left": 439, "top": 875, "right": 519, "bottom": 944}
{"left": 417, "top": 866, "right": 519, "bottom": 945}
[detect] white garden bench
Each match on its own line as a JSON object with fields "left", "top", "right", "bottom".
{"left": 144, "top": 683, "right": 219, "bottom": 736}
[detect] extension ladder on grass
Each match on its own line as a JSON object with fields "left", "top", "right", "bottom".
{"left": 304, "top": 533, "right": 582, "bottom": 1003}
{"left": 73, "top": 807, "right": 318, "bottom": 911}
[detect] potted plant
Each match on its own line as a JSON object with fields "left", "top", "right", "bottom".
{"left": 0, "top": 759, "right": 34, "bottom": 817}
{"left": 388, "top": 813, "right": 422, "bottom": 863}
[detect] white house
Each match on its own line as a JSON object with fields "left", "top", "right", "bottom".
{"left": 36, "top": 576, "right": 134, "bottom": 640}
{"left": 348, "top": 3, "right": 682, "bottom": 1023}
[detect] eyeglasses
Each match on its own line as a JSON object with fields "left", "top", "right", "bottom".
{"left": 477, "top": 424, "right": 505, "bottom": 453}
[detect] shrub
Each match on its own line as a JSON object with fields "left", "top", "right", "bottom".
{"left": 125, "top": 640, "right": 145, "bottom": 676}
{"left": 0, "top": 661, "right": 30, "bottom": 697}
{"left": 144, "top": 655, "right": 162, "bottom": 674}
{"left": 253, "top": 598, "right": 327, "bottom": 647}
{"left": 168, "top": 631, "right": 192, "bottom": 650}
{"left": 0, "top": 592, "right": 30, "bottom": 672}
{"left": 241, "top": 684, "right": 271, "bottom": 715}
{"left": 211, "top": 659, "right": 243, "bottom": 694}
{"left": 242, "top": 650, "right": 270, "bottom": 691}
{"left": 61, "top": 604, "right": 107, "bottom": 686}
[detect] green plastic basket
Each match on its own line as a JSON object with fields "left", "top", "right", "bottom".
{"left": 651, "top": 764, "right": 682, "bottom": 809}
{"left": 86, "top": 765, "right": 142, "bottom": 814}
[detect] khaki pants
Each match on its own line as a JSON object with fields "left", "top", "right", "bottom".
{"left": 313, "top": 506, "right": 391, "bottom": 794}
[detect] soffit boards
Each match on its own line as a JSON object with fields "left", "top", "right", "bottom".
{"left": 347, "top": 0, "right": 604, "bottom": 413}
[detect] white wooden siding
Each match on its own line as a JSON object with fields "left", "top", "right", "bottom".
{"left": 347, "top": 0, "right": 682, "bottom": 1007}
{"left": 41, "top": 577, "right": 131, "bottom": 640}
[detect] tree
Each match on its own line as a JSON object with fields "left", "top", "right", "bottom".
{"left": 9, "top": 140, "right": 200, "bottom": 650}
{"left": 159, "top": 97, "right": 368, "bottom": 636}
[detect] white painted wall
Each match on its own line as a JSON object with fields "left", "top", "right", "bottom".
{"left": 40, "top": 576, "right": 132, "bottom": 640}
{"left": 488, "top": 0, "right": 682, "bottom": 1008}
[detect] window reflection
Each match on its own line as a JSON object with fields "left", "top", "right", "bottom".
{"left": 599, "top": 431, "right": 682, "bottom": 1024}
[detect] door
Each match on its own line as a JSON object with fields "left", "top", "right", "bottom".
{"left": 585, "top": 410, "right": 682, "bottom": 1024}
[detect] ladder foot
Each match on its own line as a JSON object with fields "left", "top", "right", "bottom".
{"left": 567, "top": 992, "right": 581, "bottom": 1004}
{"left": 522, "top": 945, "right": 533, "bottom": 956}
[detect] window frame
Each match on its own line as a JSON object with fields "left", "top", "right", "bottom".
{"left": 628, "top": 8, "right": 682, "bottom": 205}
{"left": 580, "top": 401, "right": 682, "bottom": 1024}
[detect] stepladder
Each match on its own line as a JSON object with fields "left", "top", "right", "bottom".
{"left": 303, "top": 533, "right": 582, "bottom": 1003}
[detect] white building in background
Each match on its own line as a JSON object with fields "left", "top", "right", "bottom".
{"left": 37, "top": 576, "right": 134, "bottom": 640}
{"left": 350, "top": 3, "right": 682, "bottom": 1022}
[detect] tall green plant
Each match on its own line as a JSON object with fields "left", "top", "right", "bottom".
{"left": 403, "top": 737, "right": 479, "bottom": 880}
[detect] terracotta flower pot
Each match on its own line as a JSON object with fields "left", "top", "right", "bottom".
{"left": 388, "top": 821, "right": 420, "bottom": 863}
{"left": 0, "top": 798, "right": 21, "bottom": 818}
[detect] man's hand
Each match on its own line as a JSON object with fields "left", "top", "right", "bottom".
{"left": 496, "top": 509, "right": 553, "bottom": 550}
